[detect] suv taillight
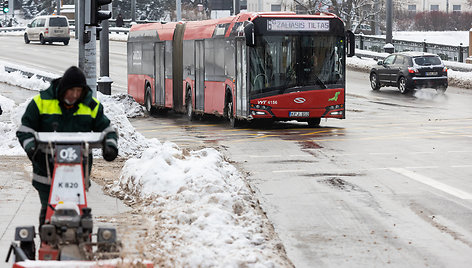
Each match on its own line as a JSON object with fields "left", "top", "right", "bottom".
{"left": 443, "top": 67, "right": 448, "bottom": 73}
{"left": 45, "top": 28, "right": 49, "bottom": 34}
{"left": 408, "top": 67, "right": 418, "bottom": 74}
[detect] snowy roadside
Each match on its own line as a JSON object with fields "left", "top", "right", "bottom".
{"left": 0, "top": 67, "right": 293, "bottom": 267}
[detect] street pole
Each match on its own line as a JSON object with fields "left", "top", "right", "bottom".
{"left": 98, "top": 3, "right": 112, "bottom": 95}
{"left": 78, "top": 0, "right": 85, "bottom": 70}
{"left": 131, "top": 0, "right": 136, "bottom": 22}
{"left": 176, "top": 0, "right": 181, "bottom": 21}
{"left": 74, "top": 0, "right": 78, "bottom": 39}
{"left": 386, "top": 0, "right": 392, "bottom": 44}
{"left": 233, "top": 0, "right": 240, "bottom": 16}
{"left": 9, "top": 0, "right": 13, "bottom": 18}
{"left": 374, "top": 0, "right": 380, "bottom": 35}
{"left": 84, "top": 25, "right": 97, "bottom": 97}
{"left": 56, "top": 0, "right": 61, "bottom": 15}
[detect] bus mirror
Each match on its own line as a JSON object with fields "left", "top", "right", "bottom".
{"left": 346, "top": 30, "right": 355, "bottom": 57}
{"left": 244, "top": 22, "right": 255, "bottom": 47}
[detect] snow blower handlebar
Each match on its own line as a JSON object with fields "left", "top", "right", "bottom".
{"left": 33, "top": 131, "right": 108, "bottom": 149}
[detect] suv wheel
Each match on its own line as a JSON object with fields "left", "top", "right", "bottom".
{"left": 436, "top": 87, "right": 447, "bottom": 94}
{"left": 24, "top": 34, "right": 30, "bottom": 44}
{"left": 40, "top": 34, "right": 45, "bottom": 45}
{"left": 398, "top": 77, "right": 409, "bottom": 94}
{"left": 64, "top": 40, "right": 69, "bottom": 45}
{"left": 370, "top": 73, "right": 380, "bottom": 90}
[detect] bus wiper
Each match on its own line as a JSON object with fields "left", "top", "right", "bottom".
{"left": 313, "top": 74, "right": 327, "bottom": 89}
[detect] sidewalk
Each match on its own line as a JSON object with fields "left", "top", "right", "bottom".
{"left": 0, "top": 156, "right": 132, "bottom": 267}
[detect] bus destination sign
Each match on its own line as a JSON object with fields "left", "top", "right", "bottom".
{"left": 267, "top": 20, "right": 330, "bottom": 32}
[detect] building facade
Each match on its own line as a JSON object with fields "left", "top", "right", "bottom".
{"left": 246, "top": 0, "right": 472, "bottom": 13}
{"left": 401, "top": 0, "right": 471, "bottom": 13}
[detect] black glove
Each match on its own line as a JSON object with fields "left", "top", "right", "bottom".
{"left": 26, "top": 147, "right": 36, "bottom": 161}
{"left": 103, "top": 145, "right": 118, "bottom": 162}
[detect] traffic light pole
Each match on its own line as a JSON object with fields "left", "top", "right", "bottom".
{"left": 78, "top": 0, "right": 85, "bottom": 69}
{"left": 85, "top": 25, "right": 97, "bottom": 97}
{"left": 98, "top": 3, "right": 112, "bottom": 95}
{"left": 78, "top": 0, "right": 112, "bottom": 97}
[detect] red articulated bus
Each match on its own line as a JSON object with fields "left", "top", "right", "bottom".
{"left": 127, "top": 12, "right": 355, "bottom": 127}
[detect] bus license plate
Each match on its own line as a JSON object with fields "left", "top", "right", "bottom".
{"left": 425, "top": 71, "right": 438, "bottom": 76}
{"left": 289, "top": 111, "right": 309, "bottom": 117}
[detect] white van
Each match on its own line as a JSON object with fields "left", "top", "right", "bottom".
{"left": 24, "top": 15, "right": 70, "bottom": 45}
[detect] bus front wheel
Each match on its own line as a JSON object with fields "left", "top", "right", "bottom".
{"left": 307, "top": 118, "right": 321, "bottom": 128}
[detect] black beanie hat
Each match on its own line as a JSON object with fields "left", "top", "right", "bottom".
{"left": 58, "top": 66, "right": 88, "bottom": 98}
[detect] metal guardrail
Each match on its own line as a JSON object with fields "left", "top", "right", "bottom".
{"left": 0, "top": 26, "right": 130, "bottom": 34}
{"left": 3, "top": 66, "right": 57, "bottom": 82}
{"left": 356, "top": 34, "right": 469, "bottom": 63}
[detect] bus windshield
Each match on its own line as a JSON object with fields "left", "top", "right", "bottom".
{"left": 249, "top": 34, "right": 345, "bottom": 95}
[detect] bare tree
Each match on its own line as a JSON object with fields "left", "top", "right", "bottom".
{"left": 293, "top": 0, "right": 380, "bottom": 33}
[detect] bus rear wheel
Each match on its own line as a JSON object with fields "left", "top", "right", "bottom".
{"left": 186, "top": 91, "right": 194, "bottom": 121}
{"left": 307, "top": 118, "right": 321, "bottom": 128}
{"left": 225, "top": 95, "right": 238, "bottom": 128}
{"left": 144, "top": 89, "right": 155, "bottom": 115}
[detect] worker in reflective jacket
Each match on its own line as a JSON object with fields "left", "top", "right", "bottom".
{"left": 16, "top": 66, "right": 118, "bottom": 226}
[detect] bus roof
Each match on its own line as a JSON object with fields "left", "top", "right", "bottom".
{"left": 129, "top": 12, "right": 342, "bottom": 42}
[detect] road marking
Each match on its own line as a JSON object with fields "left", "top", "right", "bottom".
{"left": 273, "top": 170, "right": 306, "bottom": 173}
{"left": 390, "top": 168, "right": 472, "bottom": 200}
{"left": 452, "top": 165, "right": 472, "bottom": 168}
{"left": 249, "top": 155, "right": 282, "bottom": 158}
{"left": 404, "top": 166, "right": 438, "bottom": 169}
{"left": 407, "top": 152, "right": 433, "bottom": 155}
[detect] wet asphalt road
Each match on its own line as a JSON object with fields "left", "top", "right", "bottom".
{"left": 129, "top": 76, "right": 472, "bottom": 267}
{"left": 1, "top": 34, "right": 472, "bottom": 267}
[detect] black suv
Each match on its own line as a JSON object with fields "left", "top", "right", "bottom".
{"left": 370, "top": 52, "right": 448, "bottom": 94}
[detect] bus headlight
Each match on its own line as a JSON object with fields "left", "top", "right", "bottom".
{"left": 326, "top": 104, "right": 343, "bottom": 110}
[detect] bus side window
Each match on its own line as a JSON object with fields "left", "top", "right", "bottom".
{"left": 130, "top": 43, "right": 143, "bottom": 74}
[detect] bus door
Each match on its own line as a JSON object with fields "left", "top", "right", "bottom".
{"left": 154, "top": 42, "right": 165, "bottom": 106}
{"left": 195, "top": 40, "right": 205, "bottom": 111}
{"left": 236, "top": 39, "right": 248, "bottom": 118}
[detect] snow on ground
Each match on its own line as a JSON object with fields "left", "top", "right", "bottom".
{"left": 0, "top": 68, "right": 289, "bottom": 267}
{"left": 378, "top": 31, "right": 470, "bottom": 46}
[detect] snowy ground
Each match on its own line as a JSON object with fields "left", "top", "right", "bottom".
{"left": 374, "top": 31, "right": 470, "bottom": 46}
{"left": 0, "top": 68, "right": 291, "bottom": 266}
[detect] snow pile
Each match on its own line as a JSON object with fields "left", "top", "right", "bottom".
{"left": 384, "top": 31, "right": 469, "bottom": 46}
{"left": 447, "top": 69, "right": 472, "bottom": 89}
{"left": 98, "top": 93, "right": 148, "bottom": 158}
{"left": 0, "top": 95, "right": 25, "bottom": 155}
{"left": 0, "top": 62, "right": 50, "bottom": 90}
{"left": 110, "top": 144, "right": 282, "bottom": 266}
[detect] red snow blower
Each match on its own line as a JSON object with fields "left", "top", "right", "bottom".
{"left": 5, "top": 131, "right": 153, "bottom": 268}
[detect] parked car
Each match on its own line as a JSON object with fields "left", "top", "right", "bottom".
{"left": 369, "top": 52, "right": 448, "bottom": 94}
{"left": 24, "top": 15, "right": 70, "bottom": 45}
